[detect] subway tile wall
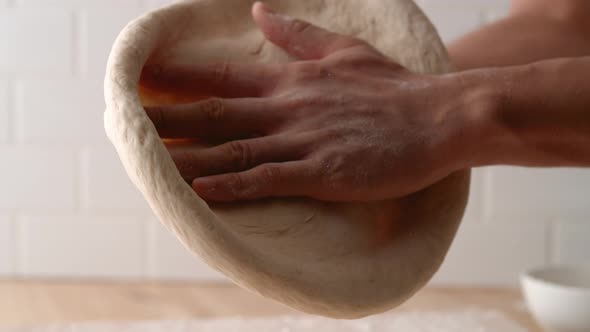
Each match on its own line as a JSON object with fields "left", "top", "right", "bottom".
{"left": 0, "top": 0, "right": 588, "bottom": 286}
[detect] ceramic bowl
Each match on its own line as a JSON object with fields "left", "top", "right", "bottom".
{"left": 521, "top": 265, "right": 590, "bottom": 332}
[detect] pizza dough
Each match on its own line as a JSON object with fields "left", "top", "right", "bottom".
{"left": 104, "top": 0, "right": 470, "bottom": 318}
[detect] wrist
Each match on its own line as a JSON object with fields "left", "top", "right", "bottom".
{"left": 433, "top": 58, "right": 590, "bottom": 169}
{"left": 433, "top": 69, "right": 505, "bottom": 170}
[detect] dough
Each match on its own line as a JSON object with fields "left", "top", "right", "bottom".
{"left": 104, "top": 0, "right": 470, "bottom": 319}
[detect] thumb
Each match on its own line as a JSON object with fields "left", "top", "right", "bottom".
{"left": 252, "top": 2, "right": 363, "bottom": 60}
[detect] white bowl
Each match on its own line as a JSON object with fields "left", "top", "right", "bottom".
{"left": 521, "top": 265, "right": 590, "bottom": 332}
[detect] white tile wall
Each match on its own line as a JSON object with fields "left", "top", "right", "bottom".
{"left": 431, "top": 221, "right": 547, "bottom": 286}
{"left": 0, "top": 80, "right": 9, "bottom": 144}
{"left": 421, "top": 6, "right": 484, "bottom": 43}
{"left": 416, "top": 0, "right": 510, "bottom": 42}
{"left": 0, "top": 9, "right": 73, "bottom": 75}
{"left": 0, "top": 0, "right": 587, "bottom": 287}
{"left": 146, "top": 217, "right": 225, "bottom": 280}
{"left": 488, "top": 167, "right": 590, "bottom": 220}
{"left": 0, "top": 147, "right": 76, "bottom": 210}
{"left": 80, "top": 7, "right": 146, "bottom": 77}
{"left": 18, "top": 215, "right": 144, "bottom": 278}
{"left": 80, "top": 148, "right": 151, "bottom": 212}
{"left": 14, "top": 79, "right": 106, "bottom": 144}
{"left": 552, "top": 221, "right": 590, "bottom": 265}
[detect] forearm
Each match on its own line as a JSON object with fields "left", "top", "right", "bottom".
{"left": 448, "top": 2, "right": 590, "bottom": 70}
{"left": 451, "top": 57, "right": 590, "bottom": 168}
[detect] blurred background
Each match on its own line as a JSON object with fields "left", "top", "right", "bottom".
{"left": 0, "top": 0, "right": 588, "bottom": 290}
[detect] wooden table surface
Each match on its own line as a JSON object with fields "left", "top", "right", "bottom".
{"left": 0, "top": 280, "right": 542, "bottom": 331}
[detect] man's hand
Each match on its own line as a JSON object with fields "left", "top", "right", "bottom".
{"left": 142, "top": 2, "right": 466, "bottom": 202}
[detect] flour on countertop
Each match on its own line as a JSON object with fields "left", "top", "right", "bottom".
{"left": 1, "top": 309, "right": 529, "bottom": 332}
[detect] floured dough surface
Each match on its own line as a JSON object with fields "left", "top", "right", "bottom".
{"left": 105, "top": 0, "right": 469, "bottom": 318}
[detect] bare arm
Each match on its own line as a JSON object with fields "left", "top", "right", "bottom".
{"left": 449, "top": 57, "right": 590, "bottom": 168}
{"left": 449, "top": 0, "right": 590, "bottom": 69}
{"left": 446, "top": 0, "right": 590, "bottom": 168}
{"left": 143, "top": 3, "right": 590, "bottom": 202}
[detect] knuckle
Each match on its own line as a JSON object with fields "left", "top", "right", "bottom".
{"left": 259, "top": 165, "right": 281, "bottom": 184}
{"left": 279, "top": 94, "right": 324, "bottom": 115}
{"left": 226, "top": 172, "right": 246, "bottom": 197}
{"left": 211, "top": 62, "right": 231, "bottom": 83}
{"left": 200, "top": 98, "right": 225, "bottom": 121}
{"left": 319, "top": 152, "right": 349, "bottom": 189}
{"left": 322, "top": 128, "right": 346, "bottom": 141}
{"left": 227, "top": 141, "right": 252, "bottom": 170}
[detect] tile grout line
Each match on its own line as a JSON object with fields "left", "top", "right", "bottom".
{"left": 75, "top": 9, "right": 88, "bottom": 79}
{"left": 4, "top": 78, "right": 15, "bottom": 146}
{"left": 70, "top": 9, "right": 81, "bottom": 78}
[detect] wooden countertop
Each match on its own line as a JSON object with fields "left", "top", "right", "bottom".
{"left": 0, "top": 280, "right": 542, "bottom": 331}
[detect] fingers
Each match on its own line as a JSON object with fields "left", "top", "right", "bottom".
{"left": 192, "top": 161, "right": 316, "bottom": 202}
{"left": 145, "top": 97, "right": 282, "bottom": 140}
{"left": 168, "top": 134, "right": 309, "bottom": 180}
{"left": 140, "top": 62, "right": 282, "bottom": 99}
{"left": 252, "top": 2, "right": 365, "bottom": 60}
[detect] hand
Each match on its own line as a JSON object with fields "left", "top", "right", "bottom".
{"left": 142, "top": 2, "right": 466, "bottom": 202}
